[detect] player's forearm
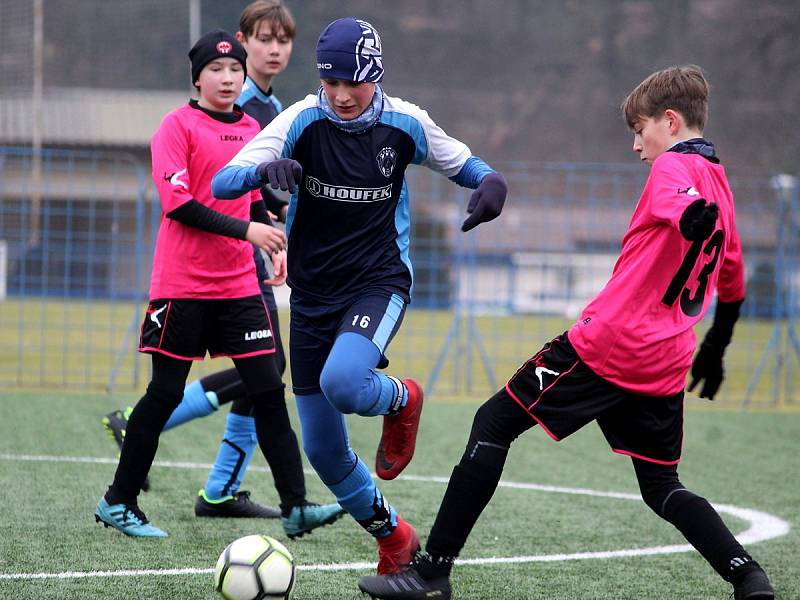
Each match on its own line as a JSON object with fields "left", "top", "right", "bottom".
{"left": 250, "top": 198, "right": 271, "bottom": 225}
{"left": 449, "top": 156, "right": 495, "bottom": 189}
{"left": 703, "top": 298, "right": 744, "bottom": 349}
{"left": 167, "top": 199, "right": 249, "bottom": 239}
{"left": 212, "top": 165, "right": 263, "bottom": 199}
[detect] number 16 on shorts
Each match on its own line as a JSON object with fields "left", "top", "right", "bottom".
{"left": 337, "top": 293, "right": 406, "bottom": 350}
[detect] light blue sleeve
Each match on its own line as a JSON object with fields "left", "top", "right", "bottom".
{"left": 448, "top": 156, "right": 495, "bottom": 189}
{"left": 213, "top": 95, "right": 322, "bottom": 199}
{"left": 211, "top": 165, "right": 263, "bottom": 199}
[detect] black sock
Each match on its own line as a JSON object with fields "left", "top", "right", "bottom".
{"left": 107, "top": 379, "right": 185, "bottom": 504}
{"left": 414, "top": 553, "right": 455, "bottom": 581}
{"left": 424, "top": 391, "right": 524, "bottom": 573}
{"left": 425, "top": 456, "right": 505, "bottom": 567}
{"left": 251, "top": 388, "right": 307, "bottom": 514}
{"left": 200, "top": 368, "right": 245, "bottom": 407}
{"left": 662, "top": 490, "right": 750, "bottom": 581}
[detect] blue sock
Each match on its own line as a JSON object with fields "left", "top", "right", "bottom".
{"left": 202, "top": 412, "right": 257, "bottom": 500}
{"left": 163, "top": 380, "right": 218, "bottom": 432}
{"left": 379, "top": 375, "right": 408, "bottom": 415}
{"left": 328, "top": 455, "right": 397, "bottom": 538}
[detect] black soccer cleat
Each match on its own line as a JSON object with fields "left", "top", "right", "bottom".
{"left": 358, "top": 564, "right": 452, "bottom": 600}
{"left": 733, "top": 565, "right": 774, "bottom": 600}
{"left": 102, "top": 408, "right": 150, "bottom": 492}
{"left": 194, "top": 489, "right": 281, "bottom": 518}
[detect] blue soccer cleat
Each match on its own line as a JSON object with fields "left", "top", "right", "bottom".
{"left": 94, "top": 498, "right": 168, "bottom": 537}
{"left": 281, "top": 502, "right": 346, "bottom": 539}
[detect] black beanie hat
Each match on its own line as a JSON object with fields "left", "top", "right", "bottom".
{"left": 189, "top": 29, "right": 247, "bottom": 85}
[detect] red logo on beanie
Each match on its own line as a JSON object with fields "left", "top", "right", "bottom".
{"left": 216, "top": 41, "right": 232, "bottom": 54}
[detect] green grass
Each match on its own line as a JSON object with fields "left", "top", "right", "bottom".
{"left": 0, "top": 298, "right": 796, "bottom": 407}
{"left": 0, "top": 391, "right": 797, "bottom": 599}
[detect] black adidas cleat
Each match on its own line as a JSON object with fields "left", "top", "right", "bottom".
{"left": 102, "top": 408, "right": 150, "bottom": 492}
{"left": 358, "top": 564, "right": 452, "bottom": 599}
{"left": 194, "top": 489, "right": 281, "bottom": 518}
{"left": 733, "top": 565, "right": 774, "bottom": 600}
{"left": 281, "top": 502, "right": 346, "bottom": 539}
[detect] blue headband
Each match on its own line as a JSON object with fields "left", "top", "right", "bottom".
{"left": 316, "top": 17, "right": 384, "bottom": 83}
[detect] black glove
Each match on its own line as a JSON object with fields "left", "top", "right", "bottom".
{"left": 461, "top": 172, "right": 508, "bottom": 232}
{"left": 257, "top": 158, "right": 302, "bottom": 194}
{"left": 687, "top": 299, "right": 743, "bottom": 400}
{"left": 679, "top": 198, "right": 718, "bottom": 241}
{"left": 688, "top": 341, "right": 724, "bottom": 400}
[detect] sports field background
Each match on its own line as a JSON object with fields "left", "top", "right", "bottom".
{"left": 0, "top": 390, "right": 797, "bottom": 599}
{"left": 1, "top": 2, "right": 798, "bottom": 598}
{"left": 0, "top": 300, "right": 794, "bottom": 408}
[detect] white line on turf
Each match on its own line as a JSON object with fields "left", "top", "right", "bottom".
{"left": 0, "top": 452, "right": 790, "bottom": 581}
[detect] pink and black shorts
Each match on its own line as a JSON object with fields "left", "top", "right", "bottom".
{"left": 506, "top": 333, "right": 684, "bottom": 465}
{"left": 138, "top": 295, "right": 276, "bottom": 361}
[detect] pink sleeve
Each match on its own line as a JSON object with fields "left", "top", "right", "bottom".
{"left": 645, "top": 155, "right": 695, "bottom": 230}
{"left": 151, "top": 112, "right": 195, "bottom": 214}
{"left": 717, "top": 215, "right": 746, "bottom": 302}
{"left": 250, "top": 189, "right": 262, "bottom": 204}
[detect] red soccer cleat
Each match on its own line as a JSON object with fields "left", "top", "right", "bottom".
{"left": 376, "top": 516, "right": 421, "bottom": 575}
{"left": 376, "top": 378, "right": 424, "bottom": 480}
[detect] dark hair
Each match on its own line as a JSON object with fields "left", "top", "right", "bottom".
{"left": 621, "top": 65, "right": 709, "bottom": 130}
{"left": 239, "top": 0, "right": 296, "bottom": 40}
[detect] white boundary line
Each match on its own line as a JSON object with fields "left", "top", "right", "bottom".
{"left": 0, "top": 453, "right": 790, "bottom": 581}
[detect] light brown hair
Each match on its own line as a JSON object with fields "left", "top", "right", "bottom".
{"left": 622, "top": 65, "right": 709, "bottom": 130}
{"left": 239, "top": 0, "right": 296, "bottom": 39}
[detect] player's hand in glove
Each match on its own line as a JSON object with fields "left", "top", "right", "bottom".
{"left": 687, "top": 299, "right": 743, "bottom": 401}
{"left": 257, "top": 159, "right": 303, "bottom": 193}
{"left": 461, "top": 172, "right": 508, "bottom": 232}
{"left": 679, "top": 198, "right": 718, "bottom": 241}
{"left": 687, "top": 341, "right": 724, "bottom": 400}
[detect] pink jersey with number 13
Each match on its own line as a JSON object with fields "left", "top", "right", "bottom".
{"left": 567, "top": 151, "right": 745, "bottom": 396}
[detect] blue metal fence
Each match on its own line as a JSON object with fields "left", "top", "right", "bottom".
{"left": 0, "top": 147, "right": 153, "bottom": 389}
{"left": 1, "top": 147, "right": 797, "bottom": 406}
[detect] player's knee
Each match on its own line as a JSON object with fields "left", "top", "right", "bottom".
{"left": 639, "top": 480, "right": 689, "bottom": 518}
{"left": 319, "top": 362, "right": 369, "bottom": 414}
{"left": 469, "top": 397, "right": 516, "bottom": 447}
{"left": 633, "top": 459, "right": 685, "bottom": 518}
{"left": 460, "top": 437, "right": 509, "bottom": 473}
{"left": 144, "top": 379, "right": 184, "bottom": 411}
{"left": 461, "top": 402, "right": 511, "bottom": 470}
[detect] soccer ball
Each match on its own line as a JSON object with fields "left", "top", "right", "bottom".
{"left": 214, "top": 534, "right": 295, "bottom": 600}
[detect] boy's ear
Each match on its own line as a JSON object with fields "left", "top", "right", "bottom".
{"left": 235, "top": 31, "right": 246, "bottom": 43}
{"left": 663, "top": 108, "right": 681, "bottom": 134}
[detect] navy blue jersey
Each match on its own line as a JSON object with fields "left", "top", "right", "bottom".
{"left": 237, "top": 76, "right": 284, "bottom": 295}
{"left": 239, "top": 76, "right": 283, "bottom": 129}
{"left": 216, "top": 92, "right": 475, "bottom": 307}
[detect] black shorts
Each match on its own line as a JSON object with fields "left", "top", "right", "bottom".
{"left": 289, "top": 291, "right": 406, "bottom": 395}
{"left": 138, "top": 295, "right": 276, "bottom": 361}
{"left": 506, "top": 333, "right": 683, "bottom": 465}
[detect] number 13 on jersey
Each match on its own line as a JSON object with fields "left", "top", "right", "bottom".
{"left": 662, "top": 229, "right": 724, "bottom": 317}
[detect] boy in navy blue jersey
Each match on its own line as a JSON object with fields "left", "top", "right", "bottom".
{"left": 212, "top": 17, "right": 508, "bottom": 573}
{"left": 102, "top": 2, "right": 343, "bottom": 539}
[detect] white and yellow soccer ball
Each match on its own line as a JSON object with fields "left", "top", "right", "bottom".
{"left": 214, "top": 534, "right": 295, "bottom": 600}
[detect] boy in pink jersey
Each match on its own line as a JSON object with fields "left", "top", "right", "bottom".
{"left": 94, "top": 30, "right": 343, "bottom": 538}
{"left": 358, "top": 66, "right": 774, "bottom": 600}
